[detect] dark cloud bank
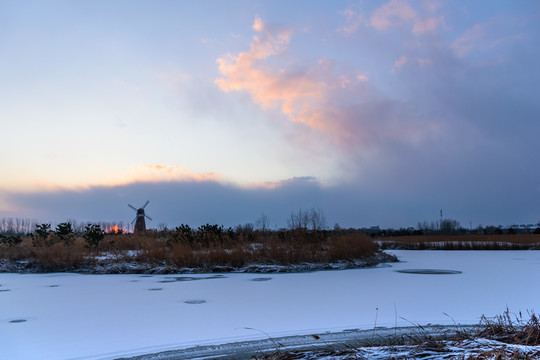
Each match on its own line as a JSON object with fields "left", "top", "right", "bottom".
{"left": 4, "top": 174, "right": 539, "bottom": 230}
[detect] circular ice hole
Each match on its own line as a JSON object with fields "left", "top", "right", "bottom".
{"left": 9, "top": 319, "right": 27, "bottom": 323}
{"left": 395, "top": 269, "right": 462, "bottom": 275}
{"left": 251, "top": 277, "right": 272, "bottom": 282}
{"left": 48, "top": 285, "right": 60, "bottom": 288}
{"left": 148, "top": 288, "right": 163, "bottom": 291}
{"left": 184, "top": 299, "right": 206, "bottom": 305}
{"left": 0, "top": 289, "right": 11, "bottom": 292}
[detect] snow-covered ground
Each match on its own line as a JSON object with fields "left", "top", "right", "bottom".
{"left": 1, "top": 250, "right": 539, "bottom": 360}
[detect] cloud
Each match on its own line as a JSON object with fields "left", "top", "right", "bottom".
{"left": 392, "top": 55, "right": 408, "bottom": 72}
{"left": 452, "top": 23, "right": 488, "bottom": 58}
{"left": 356, "top": 73, "right": 369, "bottom": 82}
{"left": 3, "top": 164, "right": 223, "bottom": 193}
{"left": 334, "top": 0, "right": 444, "bottom": 36}
{"left": 370, "top": 0, "right": 417, "bottom": 30}
{"left": 130, "top": 164, "right": 221, "bottom": 183}
{"left": 215, "top": 16, "right": 437, "bottom": 151}
{"left": 412, "top": 16, "right": 445, "bottom": 35}
{"left": 215, "top": 16, "right": 331, "bottom": 132}
{"left": 248, "top": 176, "right": 317, "bottom": 190}
{"left": 337, "top": 8, "right": 364, "bottom": 35}
{"left": 451, "top": 19, "right": 526, "bottom": 60}
{"left": 3, "top": 169, "right": 538, "bottom": 230}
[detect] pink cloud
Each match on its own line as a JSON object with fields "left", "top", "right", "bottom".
{"left": 215, "top": 16, "right": 333, "bottom": 132}
{"left": 370, "top": 0, "right": 417, "bottom": 30}
{"left": 412, "top": 16, "right": 445, "bottom": 35}
{"left": 393, "top": 56, "right": 433, "bottom": 72}
{"left": 337, "top": 8, "right": 364, "bottom": 35}
{"left": 452, "top": 23, "right": 487, "bottom": 58}
{"left": 356, "top": 73, "right": 369, "bottom": 82}
{"left": 248, "top": 176, "right": 318, "bottom": 190}
{"left": 392, "top": 56, "right": 408, "bottom": 72}
{"left": 216, "top": 16, "right": 438, "bottom": 150}
{"left": 367, "top": 0, "right": 444, "bottom": 35}
{"left": 132, "top": 164, "right": 221, "bottom": 183}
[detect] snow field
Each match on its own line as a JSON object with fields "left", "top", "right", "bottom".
{"left": 1, "top": 250, "right": 539, "bottom": 359}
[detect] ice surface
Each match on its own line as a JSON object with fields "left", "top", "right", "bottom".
{"left": 1, "top": 250, "right": 539, "bottom": 359}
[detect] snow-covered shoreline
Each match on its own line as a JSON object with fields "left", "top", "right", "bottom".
{"left": 0, "top": 251, "right": 397, "bottom": 274}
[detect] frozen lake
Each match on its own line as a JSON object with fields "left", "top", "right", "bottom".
{"left": 2, "top": 250, "right": 539, "bottom": 359}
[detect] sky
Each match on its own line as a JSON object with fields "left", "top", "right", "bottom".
{"left": 1, "top": 0, "right": 539, "bottom": 229}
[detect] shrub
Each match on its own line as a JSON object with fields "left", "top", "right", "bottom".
{"left": 83, "top": 224, "right": 105, "bottom": 249}
{"left": 56, "top": 222, "right": 75, "bottom": 245}
{"left": 35, "top": 223, "right": 51, "bottom": 238}
{"left": 168, "top": 224, "right": 193, "bottom": 245}
{"left": 0, "top": 235, "right": 22, "bottom": 247}
{"left": 32, "top": 224, "right": 52, "bottom": 247}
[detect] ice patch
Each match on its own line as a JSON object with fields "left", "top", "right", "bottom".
{"left": 184, "top": 300, "right": 206, "bottom": 305}
{"left": 395, "top": 269, "right": 462, "bottom": 274}
{"left": 158, "top": 275, "right": 226, "bottom": 283}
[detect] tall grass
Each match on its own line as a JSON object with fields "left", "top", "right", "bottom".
{"left": 0, "top": 229, "right": 381, "bottom": 272}
{"left": 378, "top": 234, "right": 540, "bottom": 250}
{"left": 136, "top": 229, "right": 379, "bottom": 269}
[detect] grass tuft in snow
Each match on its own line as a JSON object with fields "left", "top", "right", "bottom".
{"left": 253, "top": 311, "right": 540, "bottom": 360}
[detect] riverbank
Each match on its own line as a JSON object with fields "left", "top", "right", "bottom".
{"left": 0, "top": 250, "right": 396, "bottom": 274}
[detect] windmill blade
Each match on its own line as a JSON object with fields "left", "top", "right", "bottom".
{"left": 128, "top": 204, "right": 138, "bottom": 212}
{"left": 142, "top": 200, "right": 149, "bottom": 209}
{"left": 145, "top": 214, "right": 152, "bottom": 221}
{"left": 131, "top": 216, "right": 138, "bottom": 224}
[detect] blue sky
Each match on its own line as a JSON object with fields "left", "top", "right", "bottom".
{"left": 1, "top": 0, "right": 539, "bottom": 229}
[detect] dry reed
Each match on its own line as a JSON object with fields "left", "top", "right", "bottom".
{"left": 0, "top": 229, "right": 381, "bottom": 272}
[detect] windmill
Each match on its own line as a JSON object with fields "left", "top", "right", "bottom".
{"left": 129, "top": 201, "right": 152, "bottom": 233}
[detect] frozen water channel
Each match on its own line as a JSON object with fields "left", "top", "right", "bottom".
{"left": 1, "top": 250, "right": 540, "bottom": 360}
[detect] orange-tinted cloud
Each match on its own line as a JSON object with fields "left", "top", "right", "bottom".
{"left": 216, "top": 16, "right": 440, "bottom": 152}
{"left": 215, "top": 16, "right": 334, "bottom": 132}
{"left": 130, "top": 164, "right": 221, "bottom": 183}
{"left": 0, "top": 165, "right": 222, "bottom": 195}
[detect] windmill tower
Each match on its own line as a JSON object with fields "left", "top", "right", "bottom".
{"left": 129, "top": 201, "right": 152, "bottom": 233}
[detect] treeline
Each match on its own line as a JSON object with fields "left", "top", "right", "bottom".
{"left": 364, "top": 219, "right": 540, "bottom": 238}
{"left": 0, "top": 217, "right": 130, "bottom": 236}
{"left": 2, "top": 212, "right": 539, "bottom": 240}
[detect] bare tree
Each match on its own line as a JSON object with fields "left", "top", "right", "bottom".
{"left": 440, "top": 218, "right": 461, "bottom": 234}
{"left": 309, "top": 208, "right": 327, "bottom": 230}
{"left": 255, "top": 213, "right": 270, "bottom": 232}
{"left": 287, "top": 209, "right": 309, "bottom": 230}
{"left": 287, "top": 208, "right": 327, "bottom": 230}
